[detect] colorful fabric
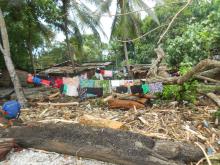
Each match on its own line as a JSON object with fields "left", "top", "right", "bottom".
{"left": 41, "top": 79, "right": 51, "bottom": 87}
{"left": 33, "top": 76, "right": 41, "bottom": 85}
{"left": 142, "top": 84, "right": 150, "bottom": 94}
{"left": 149, "top": 82, "right": 163, "bottom": 93}
{"left": 95, "top": 73, "right": 104, "bottom": 80}
{"left": 66, "top": 85, "right": 78, "bottom": 96}
{"left": 80, "top": 73, "right": 88, "bottom": 80}
{"left": 87, "top": 87, "right": 103, "bottom": 97}
{"left": 124, "top": 80, "right": 134, "bottom": 87}
{"left": 54, "top": 78, "right": 63, "bottom": 88}
{"left": 131, "top": 85, "right": 143, "bottom": 94}
{"left": 27, "top": 74, "right": 33, "bottom": 83}
{"left": 100, "top": 70, "right": 105, "bottom": 75}
{"left": 78, "top": 88, "right": 87, "bottom": 101}
{"left": 94, "top": 80, "right": 111, "bottom": 95}
{"left": 80, "top": 80, "right": 95, "bottom": 88}
{"left": 63, "top": 77, "right": 79, "bottom": 85}
{"left": 111, "top": 80, "right": 120, "bottom": 87}
{"left": 2, "top": 100, "right": 21, "bottom": 119}
{"left": 80, "top": 80, "right": 95, "bottom": 97}
{"left": 104, "top": 70, "right": 113, "bottom": 77}
{"left": 116, "top": 86, "right": 128, "bottom": 93}
{"left": 62, "top": 84, "right": 68, "bottom": 94}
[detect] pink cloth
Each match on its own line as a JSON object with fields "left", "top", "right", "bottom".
{"left": 63, "top": 76, "right": 79, "bottom": 87}
{"left": 104, "top": 70, "right": 113, "bottom": 77}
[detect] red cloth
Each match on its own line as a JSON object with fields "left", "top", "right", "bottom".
{"left": 27, "top": 74, "right": 33, "bottom": 83}
{"left": 41, "top": 79, "right": 51, "bottom": 87}
{"left": 53, "top": 78, "right": 63, "bottom": 88}
{"left": 100, "top": 70, "right": 105, "bottom": 75}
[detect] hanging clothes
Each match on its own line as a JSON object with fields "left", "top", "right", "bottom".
{"left": 104, "top": 70, "right": 113, "bottom": 77}
{"left": 80, "top": 79, "right": 95, "bottom": 88}
{"left": 33, "top": 76, "right": 41, "bottom": 85}
{"left": 80, "top": 73, "right": 88, "bottom": 80}
{"left": 61, "top": 84, "right": 68, "bottom": 95}
{"left": 41, "top": 79, "right": 51, "bottom": 87}
{"left": 86, "top": 87, "right": 103, "bottom": 97}
{"left": 27, "top": 74, "right": 33, "bottom": 83}
{"left": 80, "top": 80, "right": 95, "bottom": 97}
{"left": 130, "top": 85, "right": 143, "bottom": 94}
{"left": 111, "top": 80, "right": 121, "bottom": 87}
{"left": 100, "top": 69, "right": 105, "bottom": 75}
{"left": 149, "top": 82, "right": 163, "bottom": 93}
{"left": 142, "top": 84, "right": 150, "bottom": 94}
{"left": 94, "top": 80, "right": 111, "bottom": 95}
{"left": 66, "top": 85, "right": 78, "bottom": 96}
{"left": 78, "top": 88, "right": 87, "bottom": 101}
{"left": 53, "top": 78, "right": 63, "bottom": 88}
{"left": 116, "top": 86, "right": 128, "bottom": 94}
{"left": 124, "top": 80, "right": 134, "bottom": 87}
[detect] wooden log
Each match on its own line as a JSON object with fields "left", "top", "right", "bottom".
{"left": 48, "top": 92, "right": 60, "bottom": 99}
{"left": 79, "top": 115, "right": 124, "bottom": 129}
{"left": 0, "top": 138, "right": 15, "bottom": 161}
{"left": 108, "top": 99, "right": 145, "bottom": 109}
{"left": 37, "top": 102, "right": 79, "bottom": 106}
{"left": 0, "top": 123, "right": 203, "bottom": 165}
{"left": 206, "top": 92, "right": 220, "bottom": 107}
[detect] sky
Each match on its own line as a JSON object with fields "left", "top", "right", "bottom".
{"left": 55, "top": 0, "right": 156, "bottom": 43}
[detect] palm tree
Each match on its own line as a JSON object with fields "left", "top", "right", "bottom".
{"left": 98, "top": 0, "right": 162, "bottom": 76}
{"left": 55, "top": 0, "right": 105, "bottom": 70}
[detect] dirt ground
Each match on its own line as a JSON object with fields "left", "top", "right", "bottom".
{"left": 0, "top": 87, "right": 220, "bottom": 164}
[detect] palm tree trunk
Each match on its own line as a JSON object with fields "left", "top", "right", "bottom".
{"left": 123, "top": 42, "right": 129, "bottom": 69}
{"left": 63, "top": 0, "right": 75, "bottom": 72}
{"left": 0, "top": 8, "right": 27, "bottom": 107}
{"left": 123, "top": 42, "right": 132, "bottom": 77}
{"left": 27, "top": 22, "right": 36, "bottom": 75}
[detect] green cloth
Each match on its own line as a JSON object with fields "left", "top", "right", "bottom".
{"left": 142, "top": 84, "right": 149, "bottom": 94}
{"left": 63, "top": 84, "right": 68, "bottom": 94}
{"left": 94, "top": 80, "right": 111, "bottom": 95}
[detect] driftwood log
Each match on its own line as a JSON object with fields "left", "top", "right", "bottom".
{"left": 0, "top": 123, "right": 203, "bottom": 165}
{"left": 0, "top": 138, "right": 16, "bottom": 161}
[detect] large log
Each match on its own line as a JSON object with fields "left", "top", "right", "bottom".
{"left": 0, "top": 123, "right": 203, "bottom": 165}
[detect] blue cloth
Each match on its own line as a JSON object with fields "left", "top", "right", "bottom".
{"left": 2, "top": 100, "right": 21, "bottom": 119}
{"left": 33, "top": 76, "right": 41, "bottom": 85}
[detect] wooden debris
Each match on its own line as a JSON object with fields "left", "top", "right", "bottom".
{"left": 79, "top": 115, "right": 124, "bottom": 129}
{"left": 206, "top": 92, "right": 220, "bottom": 107}
{"left": 138, "top": 116, "right": 148, "bottom": 125}
{"left": 0, "top": 138, "right": 15, "bottom": 161}
{"left": 37, "top": 102, "right": 79, "bottom": 106}
{"left": 0, "top": 123, "right": 204, "bottom": 165}
{"left": 48, "top": 92, "right": 60, "bottom": 99}
{"left": 108, "top": 99, "right": 145, "bottom": 109}
{"left": 182, "top": 125, "right": 207, "bottom": 141}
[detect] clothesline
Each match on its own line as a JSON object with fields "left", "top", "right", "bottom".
{"left": 27, "top": 74, "right": 164, "bottom": 100}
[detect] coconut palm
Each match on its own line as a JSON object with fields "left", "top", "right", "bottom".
{"left": 54, "top": 0, "right": 105, "bottom": 69}
{"left": 97, "top": 0, "right": 163, "bottom": 76}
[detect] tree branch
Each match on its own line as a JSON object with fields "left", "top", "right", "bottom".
{"left": 157, "top": 0, "right": 192, "bottom": 44}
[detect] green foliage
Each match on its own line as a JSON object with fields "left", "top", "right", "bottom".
{"left": 134, "top": 0, "right": 220, "bottom": 67}
{"left": 179, "top": 62, "right": 192, "bottom": 75}
{"left": 160, "top": 80, "right": 199, "bottom": 103}
{"left": 214, "top": 108, "right": 220, "bottom": 118}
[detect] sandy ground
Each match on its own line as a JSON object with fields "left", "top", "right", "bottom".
{"left": 1, "top": 149, "right": 115, "bottom": 165}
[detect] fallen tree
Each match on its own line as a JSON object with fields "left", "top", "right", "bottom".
{"left": 0, "top": 122, "right": 203, "bottom": 165}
